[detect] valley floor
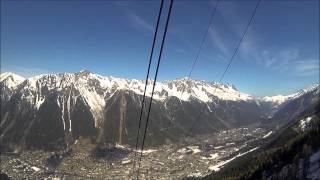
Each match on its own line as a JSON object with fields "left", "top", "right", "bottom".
{"left": 0, "top": 127, "right": 269, "bottom": 179}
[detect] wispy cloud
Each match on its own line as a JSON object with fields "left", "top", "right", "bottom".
{"left": 292, "top": 60, "right": 320, "bottom": 77}
{"left": 240, "top": 35, "right": 319, "bottom": 77}
{"left": 216, "top": 1, "right": 247, "bottom": 38}
{"left": 115, "top": 1, "right": 154, "bottom": 33}
{"left": 127, "top": 12, "right": 153, "bottom": 33}
{"left": 208, "top": 26, "right": 231, "bottom": 58}
{"left": 174, "top": 47, "right": 188, "bottom": 55}
{"left": 208, "top": 1, "right": 319, "bottom": 78}
{"left": 262, "top": 48, "right": 299, "bottom": 70}
{"left": 206, "top": 1, "right": 254, "bottom": 60}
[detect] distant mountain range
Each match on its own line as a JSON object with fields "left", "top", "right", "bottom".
{"left": 1, "top": 71, "right": 319, "bottom": 150}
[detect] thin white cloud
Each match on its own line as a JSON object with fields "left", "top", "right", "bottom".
{"left": 127, "top": 11, "right": 153, "bottom": 33}
{"left": 169, "top": 26, "right": 197, "bottom": 51}
{"left": 208, "top": 26, "right": 231, "bottom": 58}
{"left": 216, "top": 1, "right": 247, "bottom": 38}
{"left": 206, "top": 1, "right": 260, "bottom": 60}
{"left": 265, "top": 48, "right": 299, "bottom": 70}
{"left": 240, "top": 41, "right": 319, "bottom": 77}
{"left": 293, "top": 60, "right": 320, "bottom": 77}
{"left": 174, "top": 47, "right": 188, "bottom": 55}
{"left": 214, "top": 1, "right": 319, "bottom": 78}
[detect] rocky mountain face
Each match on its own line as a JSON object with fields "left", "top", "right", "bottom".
{"left": 0, "top": 71, "right": 319, "bottom": 150}
{"left": 0, "top": 72, "right": 25, "bottom": 105}
{"left": 262, "top": 85, "right": 320, "bottom": 128}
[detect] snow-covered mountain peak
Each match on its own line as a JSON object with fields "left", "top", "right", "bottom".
{"left": 6, "top": 70, "right": 318, "bottom": 106}
{"left": 0, "top": 72, "right": 25, "bottom": 81}
{"left": 262, "top": 84, "right": 320, "bottom": 107}
{"left": 1, "top": 70, "right": 318, "bottom": 132}
{"left": 296, "top": 84, "right": 319, "bottom": 96}
{"left": 286, "top": 84, "right": 319, "bottom": 99}
{"left": 79, "top": 69, "right": 91, "bottom": 73}
{"left": 159, "top": 78, "right": 253, "bottom": 102}
{"left": 0, "top": 72, "right": 25, "bottom": 90}
{"left": 76, "top": 69, "right": 92, "bottom": 77}
{"left": 1, "top": 71, "right": 255, "bottom": 103}
{"left": 165, "top": 78, "right": 237, "bottom": 91}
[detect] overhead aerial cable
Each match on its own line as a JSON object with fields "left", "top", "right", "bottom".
{"left": 166, "top": 0, "right": 220, "bottom": 137}
{"left": 132, "top": 0, "right": 164, "bottom": 174}
{"left": 187, "top": 0, "right": 220, "bottom": 80}
{"left": 136, "top": 0, "right": 174, "bottom": 179}
{"left": 187, "top": 0, "right": 262, "bottom": 134}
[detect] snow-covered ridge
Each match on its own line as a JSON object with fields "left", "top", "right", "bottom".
{"left": 0, "top": 71, "right": 254, "bottom": 102}
{"left": 261, "top": 84, "right": 320, "bottom": 106}
{"left": 1, "top": 71, "right": 318, "bottom": 129}
{"left": 0, "top": 72, "right": 25, "bottom": 90}
{"left": 1, "top": 71, "right": 318, "bottom": 106}
{"left": 0, "top": 71, "right": 255, "bottom": 128}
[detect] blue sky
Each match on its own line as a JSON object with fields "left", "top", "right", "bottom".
{"left": 1, "top": 0, "right": 319, "bottom": 96}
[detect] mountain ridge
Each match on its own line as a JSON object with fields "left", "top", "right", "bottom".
{"left": 1, "top": 71, "right": 318, "bottom": 104}
{"left": 1, "top": 71, "right": 319, "bottom": 150}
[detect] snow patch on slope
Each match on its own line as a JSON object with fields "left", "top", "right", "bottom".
{"left": 299, "top": 116, "right": 313, "bottom": 132}
{"left": 263, "top": 131, "right": 273, "bottom": 138}
{"left": 76, "top": 84, "right": 105, "bottom": 127}
{"left": 209, "top": 147, "right": 259, "bottom": 172}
